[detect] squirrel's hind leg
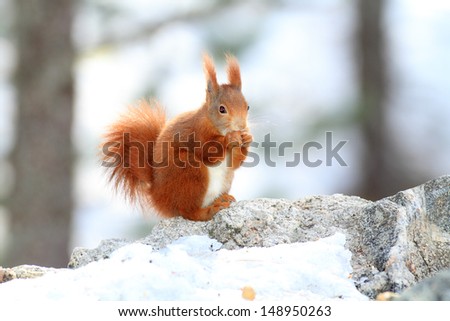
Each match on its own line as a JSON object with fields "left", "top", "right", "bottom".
{"left": 181, "top": 193, "right": 235, "bottom": 221}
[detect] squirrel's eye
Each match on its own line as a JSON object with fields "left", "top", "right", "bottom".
{"left": 219, "top": 105, "right": 227, "bottom": 114}
{"left": 247, "top": 106, "right": 250, "bottom": 111}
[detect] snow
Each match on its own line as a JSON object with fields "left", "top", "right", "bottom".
{"left": 0, "top": 233, "right": 368, "bottom": 301}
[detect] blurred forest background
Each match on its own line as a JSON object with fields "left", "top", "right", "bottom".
{"left": 0, "top": 0, "right": 449, "bottom": 268}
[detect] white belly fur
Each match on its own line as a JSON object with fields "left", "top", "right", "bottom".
{"left": 202, "top": 157, "right": 233, "bottom": 208}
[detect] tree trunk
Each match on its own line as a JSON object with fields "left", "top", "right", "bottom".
{"left": 356, "top": 0, "right": 390, "bottom": 200}
{"left": 6, "top": 0, "right": 74, "bottom": 267}
{"left": 355, "top": 0, "right": 428, "bottom": 201}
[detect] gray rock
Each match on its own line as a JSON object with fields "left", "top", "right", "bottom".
{"left": 352, "top": 175, "right": 450, "bottom": 297}
{"left": 68, "top": 238, "right": 129, "bottom": 269}
{"left": 66, "top": 175, "right": 449, "bottom": 299}
{"left": 139, "top": 217, "right": 209, "bottom": 250}
{"left": 140, "top": 195, "right": 370, "bottom": 250}
{"left": 395, "top": 269, "right": 450, "bottom": 300}
{"left": 0, "top": 265, "right": 57, "bottom": 283}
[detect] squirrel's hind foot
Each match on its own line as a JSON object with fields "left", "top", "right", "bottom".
{"left": 181, "top": 193, "right": 235, "bottom": 221}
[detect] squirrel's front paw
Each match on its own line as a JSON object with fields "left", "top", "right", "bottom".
{"left": 240, "top": 131, "right": 253, "bottom": 147}
{"left": 225, "top": 131, "right": 243, "bottom": 148}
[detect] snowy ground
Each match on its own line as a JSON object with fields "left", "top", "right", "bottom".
{"left": 0, "top": 233, "right": 367, "bottom": 301}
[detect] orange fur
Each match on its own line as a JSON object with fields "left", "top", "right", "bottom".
{"left": 101, "top": 54, "right": 252, "bottom": 221}
{"left": 101, "top": 100, "right": 165, "bottom": 206}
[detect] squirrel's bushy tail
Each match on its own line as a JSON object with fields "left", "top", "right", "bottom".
{"left": 101, "top": 100, "right": 165, "bottom": 205}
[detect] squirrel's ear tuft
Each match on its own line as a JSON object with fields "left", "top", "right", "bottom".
{"left": 226, "top": 54, "right": 241, "bottom": 91}
{"left": 203, "top": 53, "right": 219, "bottom": 96}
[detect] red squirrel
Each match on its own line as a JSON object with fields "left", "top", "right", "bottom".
{"left": 102, "top": 54, "right": 252, "bottom": 221}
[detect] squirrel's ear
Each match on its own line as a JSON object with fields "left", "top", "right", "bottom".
{"left": 203, "top": 53, "right": 219, "bottom": 96}
{"left": 226, "top": 54, "right": 241, "bottom": 91}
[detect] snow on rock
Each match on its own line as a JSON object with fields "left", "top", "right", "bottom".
{"left": 0, "top": 233, "right": 367, "bottom": 301}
